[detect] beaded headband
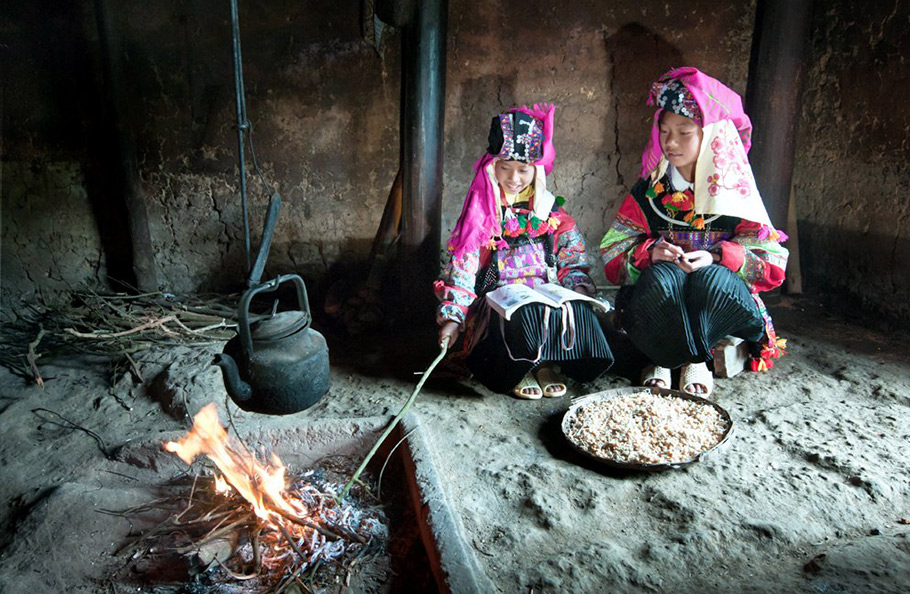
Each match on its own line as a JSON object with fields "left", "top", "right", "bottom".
{"left": 487, "top": 111, "right": 544, "bottom": 163}
{"left": 651, "top": 78, "right": 703, "bottom": 125}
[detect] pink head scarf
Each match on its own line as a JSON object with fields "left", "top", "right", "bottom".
{"left": 638, "top": 67, "right": 781, "bottom": 229}
{"left": 640, "top": 67, "right": 753, "bottom": 179}
{"left": 447, "top": 103, "right": 556, "bottom": 257}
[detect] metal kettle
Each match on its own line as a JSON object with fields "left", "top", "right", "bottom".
{"left": 215, "top": 274, "right": 330, "bottom": 415}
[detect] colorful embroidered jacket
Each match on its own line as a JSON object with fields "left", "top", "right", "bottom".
{"left": 600, "top": 175, "right": 789, "bottom": 369}
{"left": 601, "top": 176, "right": 788, "bottom": 291}
{"left": 436, "top": 197, "right": 594, "bottom": 328}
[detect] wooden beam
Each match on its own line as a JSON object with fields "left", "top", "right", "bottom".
{"left": 94, "top": 0, "right": 159, "bottom": 292}
{"left": 399, "top": 0, "right": 447, "bottom": 305}
{"left": 745, "top": 0, "right": 813, "bottom": 235}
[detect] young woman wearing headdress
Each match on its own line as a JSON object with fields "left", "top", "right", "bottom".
{"left": 600, "top": 67, "right": 789, "bottom": 396}
{"left": 435, "top": 104, "right": 613, "bottom": 399}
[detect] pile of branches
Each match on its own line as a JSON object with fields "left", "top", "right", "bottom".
{"left": 0, "top": 291, "right": 240, "bottom": 387}
{"left": 103, "top": 469, "right": 388, "bottom": 594}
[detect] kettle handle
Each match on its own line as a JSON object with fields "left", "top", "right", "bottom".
{"left": 238, "top": 274, "right": 311, "bottom": 359}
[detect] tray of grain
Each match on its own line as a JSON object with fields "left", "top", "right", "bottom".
{"left": 561, "top": 386, "right": 734, "bottom": 471}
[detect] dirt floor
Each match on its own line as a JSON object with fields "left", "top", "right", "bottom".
{"left": 1, "top": 293, "right": 909, "bottom": 593}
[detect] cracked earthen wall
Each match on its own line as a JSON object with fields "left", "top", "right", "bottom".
{"left": 442, "top": 1, "right": 755, "bottom": 289}
{"left": 3, "top": 1, "right": 906, "bottom": 322}
{"left": 792, "top": 0, "right": 910, "bottom": 321}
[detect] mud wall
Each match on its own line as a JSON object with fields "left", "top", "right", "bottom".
{"left": 1, "top": 1, "right": 754, "bottom": 313}
{"left": 442, "top": 1, "right": 754, "bottom": 286}
{"left": 2, "top": 1, "right": 401, "bottom": 311}
{"left": 1, "top": 3, "right": 113, "bottom": 307}
{"left": 792, "top": 0, "right": 910, "bottom": 321}
{"left": 3, "top": 1, "right": 907, "bottom": 322}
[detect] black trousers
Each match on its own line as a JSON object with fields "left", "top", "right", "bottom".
{"left": 619, "top": 262, "right": 764, "bottom": 369}
{"left": 466, "top": 301, "right": 614, "bottom": 394}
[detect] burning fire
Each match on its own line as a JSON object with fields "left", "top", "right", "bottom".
{"left": 156, "top": 403, "right": 386, "bottom": 588}
{"left": 164, "top": 403, "right": 307, "bottom": 524}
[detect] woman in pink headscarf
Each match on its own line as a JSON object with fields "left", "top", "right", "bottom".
{"left": 600, "top": 67, "right": 789, "bottom": 396}
{"left": 435, "top": 104, "right": 613, "bottom": 399}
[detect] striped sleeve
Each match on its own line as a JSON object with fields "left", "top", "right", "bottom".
{"left": 600, "top": 194, "right": 656, "bottom": 286}
{"left": 434, "top": 250, "right": 481, "bottom": 327}
{"left": 555, "top": 225, "right": 596, "bottom": 292}
{"left": 714, "top": 220, "right": 789, "bottom": 293}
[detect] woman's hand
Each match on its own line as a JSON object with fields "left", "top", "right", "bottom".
{"left": 573, "top": 284, "right": 596, "bottom": 297}
{"left": 651, "top": 240, "right": 685, "bottom": 264}
{"left": 677, "top": 250, "right": 714, "bottom": 273}
{"left": 439, "top": 321, "right": 461, "bottom": 349}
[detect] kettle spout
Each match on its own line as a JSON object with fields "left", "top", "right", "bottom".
{"left": 214, "top": 354, "right": 253, "bottom": 402}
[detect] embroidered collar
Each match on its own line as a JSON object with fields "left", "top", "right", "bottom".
{"left": 645, "top": 175, "right": 720, "bottom": 229}
{"left": 488, "top": 193, "right": 567, "bottom": 249}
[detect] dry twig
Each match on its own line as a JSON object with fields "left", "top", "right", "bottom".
{"left": 26, "top": 326, "right": 46, "bottom": 388}
{"left": 0, "top": 291, "right": 238, "bottom": 386}
{"left": 64, "top": 315, "right": 179, "bottom": 339}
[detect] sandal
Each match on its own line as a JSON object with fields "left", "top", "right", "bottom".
{"left": 680, "top": 362, "right": 714, "bottom": 397}
{"left": 512, "top": 373, "right": 543, "bottom": 400}
{"left": 641, "top": 365, "right": 671, "bottom": 389}
{"left": 534, "top": 366, "right": 567, "bottom": 398}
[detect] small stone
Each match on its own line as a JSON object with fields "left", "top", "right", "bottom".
{"left": 803, "top": 553, "right": 826, "bottom": 574}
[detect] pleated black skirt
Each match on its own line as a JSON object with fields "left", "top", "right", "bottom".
{"left": 619, "top": 262, "right": 763, "bottom": 368}
{"left": 466, "top": 300, "right": 614, "bottom": 394}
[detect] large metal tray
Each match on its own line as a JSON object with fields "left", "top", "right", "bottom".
{"left": 561, "top": 385, "right": 735, "bottom": 472}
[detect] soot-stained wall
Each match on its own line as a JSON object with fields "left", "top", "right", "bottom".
{"left": 2, "top": 1, "right": 402, "bottom": 309}
{"left": 2, "top": 0, "right": 753, "bottom": 313}
{"left": 3, "top": 1, "right": 907, "bottom": 323}
{"left": 442, "top": 1, "right": 754, "bottom": 286}
{"left": 793, "top": 0, "right": 910, "bottom": 321}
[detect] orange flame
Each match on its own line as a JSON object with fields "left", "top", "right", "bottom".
{"left": 164, "top": 403, "right": 307, "bottom": 523}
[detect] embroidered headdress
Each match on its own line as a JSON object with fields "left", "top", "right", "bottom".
{"left": 640, "top": 67, "right": 776, "bottom": 229}
{"left": 446, "top": 103, "right": 558, "bottom": 257}
{"left": 651, "top": 78, "right": 702, "bottom": 125}
{"left": 487, "top": 111, "right": 545, "bottom": 163}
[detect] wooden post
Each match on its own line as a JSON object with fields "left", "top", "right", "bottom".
{"left": 785, "top": 184, "right": 803, "bottom": 294}
{"left": 744, "top": 0, "right": 813, "bottom": 238}
{"left": 94, "top": 0, "right": 159, "bottom": 292}
{"left": 399, "top": 0, "right": 447, "bottom": 310}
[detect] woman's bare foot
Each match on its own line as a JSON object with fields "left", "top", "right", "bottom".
{"left": 512, "top": 372, "right": 542, "bottom": 400}
{"left": 680, "top": 362, "right": 714, "bottom": 397}
{"left": 534, "top": 366, "right": 567, "bottom": 398}
{"left": 641, "top": 365, "right": 671, "bottom": 389}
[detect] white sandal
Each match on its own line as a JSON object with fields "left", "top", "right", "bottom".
{"left": 680, "top": 362, "right": 714, "bottom": 397}
{"left": 512, "top": 373, "right": 543, "bottom": 400}
{"left": 534, "top": 366, "right": 567, "bottom": 398}
{"left": 641, "top": 365, "right": 671, "bottom": 389}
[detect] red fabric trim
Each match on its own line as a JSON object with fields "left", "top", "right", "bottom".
{"left": 746, "top": 257, "right": 786, "bottom": 293}
{"left": 760, "top": 261, "right": 786, "bottom": 292}
{"left": 730, "top": 220, "right": 787, "bottom": 292}
{"left": 551, "top": 207, "right": 577, "bottom": 247}
{"left": 604, "top": 258, "right": 625, "bottom": 285}
{"left": 716, "top": 240, "right": 745, "bottom": 272}
{"left": 633, "top": 239, "right": 657, "bottom": 270}
{"left": 617, "top": 194, "right": 649, "bottom": 229}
